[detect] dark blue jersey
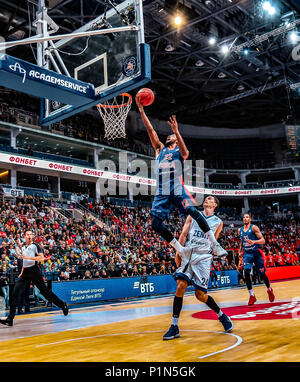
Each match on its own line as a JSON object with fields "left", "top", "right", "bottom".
{"left": 155, "top": 146, "right": 185, "bottom": 195}
{"left": 240, "top": 224, "right": 259, "bottom": 253}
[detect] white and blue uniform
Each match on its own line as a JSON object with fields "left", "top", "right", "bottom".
{"left": 174, "top": 212, "right": 222, "bottom": 292}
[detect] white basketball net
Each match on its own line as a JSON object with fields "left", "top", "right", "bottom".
{"left": 97, "top": 93, "right": 132, "bottom": 140}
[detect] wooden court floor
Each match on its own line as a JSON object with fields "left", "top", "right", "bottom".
{"left": 0, "top": 279, "right": 299, "bottom": 362}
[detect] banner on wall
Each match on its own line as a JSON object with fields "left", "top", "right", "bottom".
{"left": 1, "top": 152, "right": 300, "bottom": 196}
{"left": 3, "top": 187, "right": 24, "bottom": 197}
{"left": 52, "top": 271, "right": 238, "bottom": 304}
{"left": 266, "top": 265, "right": 300, "bottom": 281}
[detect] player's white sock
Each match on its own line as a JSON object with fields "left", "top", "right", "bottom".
{"left": 172, "top": 317, "right": 179, "bottom": 326}
{"left": 170, "top": 238, "right": 183, "bottom": 253}
{"left": 218, "top": 310, "right": 223, "bottom": 317}
{"left": 249, "top": 289, "right": 254, "bottom": 296}
{"left": 206, "top": 230, "right": 218, "bottom": 245}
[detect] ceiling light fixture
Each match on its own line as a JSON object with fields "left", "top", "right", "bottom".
{"left": 174, "top": 14, "right": 183, "bottom": 26}
{"left": 208, "top": 36, "right": 217, "bottom": 45}
{"left": 221, "top": 44, "right": 229, "bottom": 54}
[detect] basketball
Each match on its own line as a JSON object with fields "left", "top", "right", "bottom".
{"left": 136, "top": 88, "right": 155, "bottom": 106}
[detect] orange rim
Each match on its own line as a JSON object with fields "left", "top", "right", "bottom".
{"left": 97, "top": 93, "right": 132, "bottom": 109}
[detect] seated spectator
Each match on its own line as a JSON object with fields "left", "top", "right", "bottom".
{"left": 275, "top": 252, "right": 285, "bottom": 266}
{"left": 58, "top": 270, "right": 69, "bottom": 281}
{"left": 0, "top": 240, "right": 10, "bottom": 258}
{"left": 266, "top": 253, "right": 275, "bottom": 267}
{"left": 149, "top": 267, "right": 158, "bottom": 276}
{"left": 83, "top": 270, "right": 93, "bottom": 280}
{"left": 78, "top": 259, "right": 88, "bottom": 277}
{"left": 107, "top": 258, "right": 117, "bottom": 277}
{"left": 283, "top": 251, "right": 293, "bottom": 266}
{"left": 121, "top": 269, "right": 128, "bottom": 277}
{"left": 292, "top": 252, "right": 299, "bottom": 265}
{"left": 93, "top": 270, "right": 101, "bottom": 278}
{"left": 100, "top": 269, "right": 109, "bottom": 279}
{"left": 139, "top": 265, "right": 148, "bottom": 276}
{"left": 126, "top": 258, "right": 135, "bottom": 276}
{"left": 69, "top": 266, "right": 79, "bottom": 280}
{"left": 131, "top": 265, "right": 139, "bottom": 277}
{"left": 158, "top": 265, "right": 168, "bottom": 275}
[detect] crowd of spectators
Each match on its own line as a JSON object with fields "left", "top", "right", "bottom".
{"left": 0, "top": 195, "right": 183, "bottom": 284}
{"left": 0, "top": 195, "right": 298, "bottom": 289}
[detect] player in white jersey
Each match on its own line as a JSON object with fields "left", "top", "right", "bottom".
{"left": 163, "top": 196, "right": 233, "bottom": 340}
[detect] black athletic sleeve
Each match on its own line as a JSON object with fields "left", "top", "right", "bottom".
{"left": 34, "top": 243, "right": 43, "bottom": 254}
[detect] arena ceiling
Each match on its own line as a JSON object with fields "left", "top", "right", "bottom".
{"left": 0, "top": 0, "right": 300, "bottom": 128}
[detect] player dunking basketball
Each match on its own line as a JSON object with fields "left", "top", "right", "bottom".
{"left": 238, "top": 213, "right": 275, "bottom": 306}
{"left": 136, "top": 97, "right": 227, "bottom": 260}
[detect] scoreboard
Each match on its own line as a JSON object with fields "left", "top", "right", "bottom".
{"left": 285, "top": 125, "right": 300, "bottom": 151}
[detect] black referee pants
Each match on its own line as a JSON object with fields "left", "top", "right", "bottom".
{"left": 8, "top": 265, "right": 64, "bottom": 320}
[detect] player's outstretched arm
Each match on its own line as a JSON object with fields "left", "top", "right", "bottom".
{"left": 215, "top": 221, "right": 223, "bottom": 240}
{"left": 136, "top": 96, "right": 164, "bottom": 156}
{"left": 168, "top": 115, "right": 189, "bottom": 160}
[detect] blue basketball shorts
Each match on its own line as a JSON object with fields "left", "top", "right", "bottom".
{"left": 243, "top": 249, "right": 265, "bottom": 273}
{"left": 151, "top": 187, "right": 196, "bottom": 221}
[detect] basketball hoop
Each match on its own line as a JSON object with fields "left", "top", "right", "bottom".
{"left": 97, "top": 93, "right": 132, "bottom": 140}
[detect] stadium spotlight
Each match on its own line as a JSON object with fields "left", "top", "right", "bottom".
{"left": 290, "top": 31, "right": 298, "bottom": 43}
{"left": 243, "top": 47, "right": 249, "bottom": 55}
{"left": 268, "top": 6, "right": 276, "bottom": 15}
{"left": 221, "top": 44, "right": 229, "bottom": 54}
{"left": 173, "top": 14, "right": 183, "bottom": 26}
{"left": 262, "top": 1, "right": 271, "bottom": 10}
{"left": 262, "top": 1, "right": 276, "bottom": 16}
{"left": 208, "top": 36, "right": 217, "bottom": 45}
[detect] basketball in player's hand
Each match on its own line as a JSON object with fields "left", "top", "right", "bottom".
{"left": 136, "top": 88, "right": 155, "bottom": 107}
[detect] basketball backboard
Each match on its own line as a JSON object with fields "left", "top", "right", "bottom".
{"left": 40, "top": 0, "right": 150, "bottom": 126}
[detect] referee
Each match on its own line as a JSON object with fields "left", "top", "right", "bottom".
{"left": 0, "top": 230, "right": 68, "bottom": 327}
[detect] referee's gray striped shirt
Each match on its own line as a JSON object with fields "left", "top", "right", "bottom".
{"left": 22, "top": 243, "right": 42, "bottom": 268}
